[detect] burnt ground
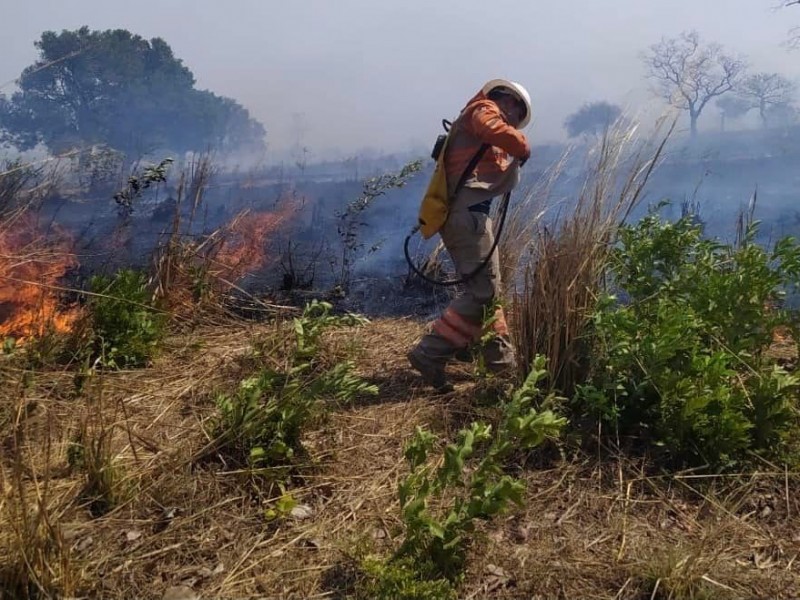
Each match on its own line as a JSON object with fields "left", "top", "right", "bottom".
{"left": 1, "top": 317, "right": 799, "bottom": 599}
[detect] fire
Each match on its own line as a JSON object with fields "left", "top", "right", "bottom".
{"left": 152, "top": 198, "right": 300, "bottom": 312}
{"left": 215, "top": 200, "right": 298, "bottom": 282}
{"left": 0, "top": 212, "right": 78, "bottom": 341}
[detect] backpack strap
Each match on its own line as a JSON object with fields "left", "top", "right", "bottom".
{"left": 452, "top": 143, "right": 490, "bottom": 199}
{"left": 446, "top": 113, "right": 491, "bottom": 198}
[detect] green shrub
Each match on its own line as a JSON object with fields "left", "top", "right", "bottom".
{"left": 356, "top": 557, "right": 456, "bottom": 600}
{"left": 372, "top": 357, "right": 565, "bottom": 585}
{"left": 213, "top": 300, "right": 378, "bottom": 469}
{"left": 574, "top": 213, "right": 800, "bottom": 469}
{"left": 82, "top": 269, "right": 166, "bottom": 368}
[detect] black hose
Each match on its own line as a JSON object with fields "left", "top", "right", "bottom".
{"left": 403, "top": 190, "right": 512, "bottom": 287}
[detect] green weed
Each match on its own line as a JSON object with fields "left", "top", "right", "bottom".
{"left": 360, "top": 357, "right": 565, "bottom": 593}
{"left": 213, "top": 301, "right": 377, "bottom": 470}
{"left": 78, "top": 269, "right": 167, "bottom": 369}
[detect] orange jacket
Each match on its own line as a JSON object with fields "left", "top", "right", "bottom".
{"left": 444, "top": 90, "right": 530, "bottom": 193}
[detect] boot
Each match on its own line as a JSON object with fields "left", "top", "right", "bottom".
{"left": 407, "top": 348, "right": 454, "bottom": 393}
{"left": 453, "top": 347, "right": 475, "bottom": 363}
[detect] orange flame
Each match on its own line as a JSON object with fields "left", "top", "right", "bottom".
{"left": 153, "top": 199, "right": 300, "bottom": 313}
{"left": 0, "top": 213, "right": 79, "bottom": 341}
{"left": 215, "top": 201, "right": 298, "bottom": 282}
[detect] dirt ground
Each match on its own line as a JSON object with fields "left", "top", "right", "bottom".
{"left": 1, "top": 317, "right": 799, "bottom": 599}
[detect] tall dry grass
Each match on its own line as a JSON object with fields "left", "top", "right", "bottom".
{"left": 150, "top": 153, "right": 217, "bottom": 309}
{"left": 0, "top": 402, "right": 81, "bottom": 598}
{"left": 505, "top": 118, "right": 674, "bottom": 393}
{"left": 150, "top": 154, "right": 295, "bottom": 321}
{"left": 0, "top": 161, "right": 81, "bottom": 597}
{"left": 495, "top": 152, "right": 570, "bottom": 298}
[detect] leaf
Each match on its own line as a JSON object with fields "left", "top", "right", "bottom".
{"left": 249, "top": 447, "right": 266, "bottom": 461}
{"left": 275, "top": 493, "right": 298, "bottom": 515}
{"left": 428, "top": 521, "right": 446, "bottom": 539}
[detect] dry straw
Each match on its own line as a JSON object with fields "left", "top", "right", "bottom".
{"left": 504, "top": 116, "right": 675, "bottom": 393}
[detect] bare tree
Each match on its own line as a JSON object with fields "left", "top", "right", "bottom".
{"left": 643, "top": 31, "right": 746, "bottom": 138}
{"left": 766, "top": 102, "right": 799, "bottom": 126}
{"left": 715, "top": 95, "right": 751, "bottom": 131}
{"left": 739, "top": 72, "right": 795, "bottom": 127}
{"left": 780, "top": 1, "right": 800, "bottom": 49}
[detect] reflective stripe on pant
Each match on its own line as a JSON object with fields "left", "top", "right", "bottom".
{"left": 429, "top": 306, "right": 510, "bottom": 352}
{"left": 432, "top": 307, "right": 483, "bottom": 349}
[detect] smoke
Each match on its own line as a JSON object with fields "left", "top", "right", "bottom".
{"left": 5, "top": 115, "right": 800, "bottom": 330}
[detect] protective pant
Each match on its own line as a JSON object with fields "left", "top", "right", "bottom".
{"left": 411, "top": 182, "right": 517, "bottom": 373}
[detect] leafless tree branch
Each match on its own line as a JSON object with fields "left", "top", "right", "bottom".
{"left": 642, "top": 31, "right": 746, "bottom": 137}
{"left": 777, "top": 0, "right": 800, "bottom": 48}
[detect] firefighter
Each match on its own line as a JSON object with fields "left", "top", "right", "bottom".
{"left": 408, "top": 79, "right": 532, "bottom": 392}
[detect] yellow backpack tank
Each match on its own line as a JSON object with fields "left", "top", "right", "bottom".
{"left": 416, "top": 123, "right": 488, "bottom": 240}
{"left": 417, "top": 135, "right": 451, "bottom": 240}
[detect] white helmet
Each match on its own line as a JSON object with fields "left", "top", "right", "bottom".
{"left": 481, "top": 79, "right": 532, "bottom": 129}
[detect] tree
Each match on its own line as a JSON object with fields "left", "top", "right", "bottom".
{"left": 738, "top": 72, "right": 795, "bottom": 127}
{"left": 0, "top": 27, "right": 266, "bottom": 157}
{"left": 642, "top": 31, "right": 746, "bottom": 138}
{"left": 563, "top": 101, "right": 623, "bottom": 138}
{"left": 774, "top": 1, "right": 800, "bottom": 49}
{"left": 765, "top": 102, "right": 798, "bottom": 126}
{"left": 715, "top": 95, "right": 751, "bottom": 131}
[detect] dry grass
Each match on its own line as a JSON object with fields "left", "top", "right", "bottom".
{"left": 1, "top": 316, "right": 797, "bottom": 599}
{"left": 149, "top": 156, "right": 298, "bottom": 326}
{"left": 506, "top": 118, "right": 674, "bottom": 392}
{"left": 496, "top": 150, "right": 570, "bottom": 299}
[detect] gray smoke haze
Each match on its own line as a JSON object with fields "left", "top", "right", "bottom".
{"left": 2, "top": 0, "right": 799, "bottom": 161}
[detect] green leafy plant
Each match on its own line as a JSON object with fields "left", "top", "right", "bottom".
{"left": 357, "top": 557, "right": 456, "bottom": 600}
{"left": 361, "top": 357, "right": 564, "bottom": 593}
{"left": 213, "top": 301, "right": 377, "bottom": 470}
{"left": 335, "top": 160, "right": 422, "bottom": 292}
{"left": 79, "top": 269, "right": 167, "bottom": 369}
{"left": 19, "top": 322, "right": 70, "bottom": 369}
{"left": 3, "top": 337, "right": 17, "bottom": 354}
{"left": 113, "top": 158, "right": 173, "bottom": 216}
{"left": 472, "top": 299, "right": 502, "bottom": 377}
{"left": 264, "top": 488, "right": 299, "bottom": 522}
{"left": 574, "top": 213, "right": 800, "bottom": 468}
{"left": 293, "top": 299, "right": 369, "bottom": 359}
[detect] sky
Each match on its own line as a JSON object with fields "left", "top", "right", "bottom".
{"left": 1, "top": 0, "right": 799, "bottom": 161}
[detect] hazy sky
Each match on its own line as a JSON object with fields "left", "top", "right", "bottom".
{"left": 1, "top": 0, "right": 799, "bottom": 160}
